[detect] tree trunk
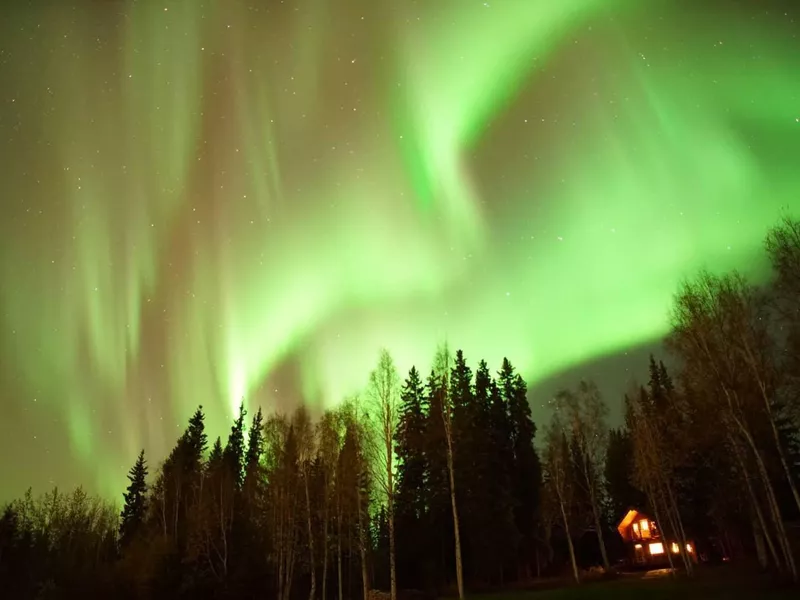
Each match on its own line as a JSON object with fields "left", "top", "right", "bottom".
{"left": 387, "top": 445, "right": 397, "bottom": 600}
{"left": 650, "top": 492, "right": 676, "bottom": 576}
{"left": 664, "top": 477, "right": 693, "bottom": 575}
{"left": 752, "top": 511, "right": 769, "bottom": 570}
{"left": 356, "top": 479, "right": 370, "bottom": 600}
{"left": 732, "top": 435, "right": 781, "bottom": 570}
{"left": 558, "top": 497, "right": 579, "bottom": 584}
{"left": 588, "top": 484, "right": 610, "bottom": 572}
{"left": 323, "top": 492, "right": 329, "bottom": 600}
{"left": 737, "top": 413, "right": 797, "bottom": 581}
{"left": 305, "top": 470, "right": 317, "bottom": 600}
{"left": 445, "top": 430, "right": 464, "bottom": 600}
{"left": 388, "top": 501, "right": 397, "bottom": 600}
{"left": 741, "top": 339, "right": 800, "bottom": 516}
{"left": 336, "top": 511, "right": 344, "bottom": 600}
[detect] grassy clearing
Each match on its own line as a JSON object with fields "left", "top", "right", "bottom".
{"left": 474, "top": 569, "right": 796, "bottom": 600}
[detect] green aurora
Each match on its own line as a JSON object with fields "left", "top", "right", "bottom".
{"left": 0, "top": 0, "right": 798, "bottom": 499}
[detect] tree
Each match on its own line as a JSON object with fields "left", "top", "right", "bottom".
{"left": 120, "top": 449, "right": 149, "bottom": 547}
{"left": 263, "top": 413, "right": 301, "bottom": 600}
{"left": 500, "top": 358, "right": 542, "bottom": 579}
{"left": 293, "top": 406, "right": 319, "bottom": 600}
{"left": 627, "top": 387, "right": 679, "bottom": 576}
{"left": 367, "top": 349, "right": 400, "bottom": 600}
{"left": 668, "top": 270, "right": 798, "bottom": 579}
{"left": 542, "top": 414, "right": 579, "bottom": 584}
{"left": 765, "top": 216, "right": 800, "bottom": 319}
{"left": 556, "top": 381, "right": 611, "bottom": 572}
{"left": 485, "top": 371, "right": 518, "bottom": 583}
{"left": 224, "top": 402, "right": 248, "bottom": 490}
{"left": 317, "top": 410, "right": 344, "bottom": 600}
{"left": 151, "top": 405, "right": 208, "bottom": 546}
{"left": 338, "top": 399, "right": 372, "bottom": 600}
{"left": 394, "top": 366, "right": 428, "bottom": 588}
{"left": 605, "top": 428, "right": 644, "bottom": 523}
{"left": 432, "top": 343, "right": 464, "bottom": 600}
{"left": 765, "top": 217, "right": 800, "bottom": 450}
{"left": 244, "top": 407, "right": 265, "bottom": 488}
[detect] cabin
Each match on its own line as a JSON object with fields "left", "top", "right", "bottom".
{"left": 617, "top": 509, "right": 698, "bottom": 568}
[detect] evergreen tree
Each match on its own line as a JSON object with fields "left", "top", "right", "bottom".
{"left": 120, "top": 449, "right": 148, "bottom": 547}
{"left": 209, "top": 436, "right": 224, "bottom": 468}
{"left": 605, "top": 428, "right": 644, "bottom": 522}
{"left": 149, "top": 405, "right": 208, "bottom": 546}
{"left": 186, "top": 405, "right": 209, "bottom": 467}
{"left": 486, "top": 376, "right": 518, "bottom": 582}
{"left": 224, "top": 402, "right": 248, "bottom": 489}
{"left": 245, "top": 407, "right": 265, "bottom": 487}
{"left": 424, "top": 368, "right": 453, "bottom": 588}
{"left": 450, "top": 351, "right": 483, "bottom": 582}
{"left": 499, "top": 358, "right": 541, "bottom": 578}
{"left": 394, "top": 366, "right": 427, "bottom": 588}
{"left": 473, "top": 361, "right": 517, "bottom": 584}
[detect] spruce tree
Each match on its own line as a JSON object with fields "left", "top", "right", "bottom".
{"left": 120, "top": 449, "right": 148, "bottom": 547}
{"left": 450, "top": 351, "right": 480, "bottom": 579}
{"left": 499, "top": 359, "right": 541, "bottom": 578}
{"left": 395, "top": 367, "right": 427, "bottom": 519}
{"left": 605, "top": 428, "right": 644, "bottom": 521}
{"left": 244, "top": 407, "right": 265, "bottom": 484}
{"left": 486, "top": 378, "right": 518, "bottom": 582}
{"left": 209, "top": 436, "right": 224, "bottom": 468}
{"left": 186, "top": 406, "right": 209, "bottom": 467}
{"left": 424, "top": 368, "right": 452, "bottom": 587}
{"left": 224, "top": 402, "right": 248, "bottom": 489}
{"left": 394, "top": 366, "right": 428, "bottom": 588}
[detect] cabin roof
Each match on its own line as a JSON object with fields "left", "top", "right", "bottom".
{"left": 617, "top": 508, "right": 642, "bottom": 540}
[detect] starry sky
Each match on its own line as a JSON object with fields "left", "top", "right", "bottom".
{"left": 0, "top": 0, "right": 798, "bottom": 502}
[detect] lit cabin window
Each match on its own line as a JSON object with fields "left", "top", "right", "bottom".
{"left": 686, "top": 543, "right": 693, "bottom": 554}
{"left": 634, "top": 543, "right": 643, "bottom": 549}
{"left": 649, "top": 542, "right": 664, "bottom": 555}
{"left": 671, "top": 543, "right": 680, "bottom": 554}
{"left": 639, "top": 519, "right": 651, "bottom": 539}
{"left": 632, "top": 522, "right": 639, "bottom": 537}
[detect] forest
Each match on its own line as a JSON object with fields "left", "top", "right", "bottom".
{"left": 1, "top": 217, "right": 799, "bottom": 599}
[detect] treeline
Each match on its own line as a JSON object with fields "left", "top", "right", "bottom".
{"left": 1, "top": 217, "right": 799, "bottom": 598}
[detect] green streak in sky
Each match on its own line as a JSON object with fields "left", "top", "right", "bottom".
{"left": 0, "top": 0, "right": 798, "bottom": 500}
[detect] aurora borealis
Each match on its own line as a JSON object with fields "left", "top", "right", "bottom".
{"left": 0, "top": 0, "right": 798, "bottom": 501}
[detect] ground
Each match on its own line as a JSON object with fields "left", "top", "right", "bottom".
{"left": 477, "top": 568, "right": 797, "bottom": 600}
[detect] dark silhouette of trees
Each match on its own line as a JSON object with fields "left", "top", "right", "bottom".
{"left": 500, "top": 358, "right": 543, "bottom": 580}
{"left": 605, "top": 427, "right": 644, "bottom": 523}
{"left": 120, "top": 449, "right": 148, "bottom": 548}
{"left": 394, "top": 366, "right": 427, "bottom": 589}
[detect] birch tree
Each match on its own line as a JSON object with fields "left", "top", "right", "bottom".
{"left": 668, "top": 271, "right": 797, "bottom": 580}
{"left": 317, "top": 410, "right": 343, "bottom": 600}
{"left": 433, "top": 343, "right": 465, "bottom": 600}
{"left": 542, "top": 414, "right": 579, "bottom": 584}
{"left": 367, "top": 349, "right": 400, "bottom": 600}
{"left": 556, "top": 381, "right": 611, "bottom": 572}
{"left": 293, "top": 407, "right": 319, "bottom": 600}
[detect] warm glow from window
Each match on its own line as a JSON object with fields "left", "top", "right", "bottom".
{"left": 634, "top": 544, "right": 642, "bottom": 549}
{"left": 686, "top": 544, "right": 693, "bottom": 553}
{"left": 671, "top": 543, "right": 680, "bottom": 554}
{"left": 633, "top": 522, "right": 639, "bottom": 533}
{"left": 640, "top": 519, "right": 650, "bottom": 532}
{"left": 649, "top": 543, "right": 664, "bottom": 555}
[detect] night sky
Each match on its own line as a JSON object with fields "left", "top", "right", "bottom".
{"left": 1, "top": 0, "right": 798, "bottom": 502}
